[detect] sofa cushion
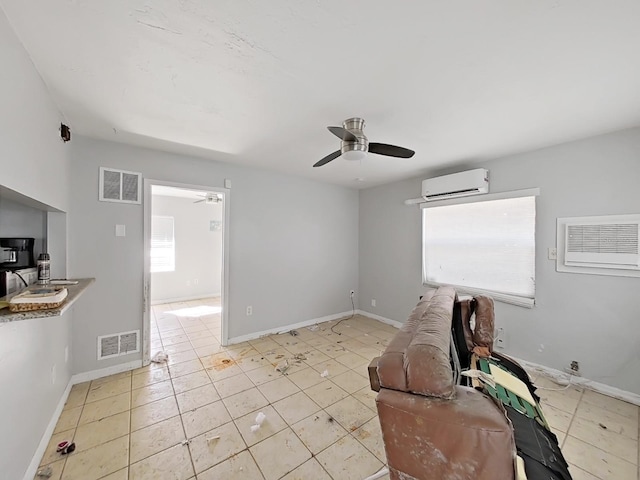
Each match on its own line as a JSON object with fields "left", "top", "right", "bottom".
{"left": 377, "top": 286, "right": 456, "bottom": 399}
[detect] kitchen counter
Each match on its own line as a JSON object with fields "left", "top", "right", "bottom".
{"left": 0, "top": 278, "right": 95, "bottom": 323}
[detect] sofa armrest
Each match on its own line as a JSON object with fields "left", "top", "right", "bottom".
{"left": 376, "top": 386, "right": 515, "bottom": 480}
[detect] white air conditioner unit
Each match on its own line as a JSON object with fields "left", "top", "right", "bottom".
{"left": 421, "top": 169, "right": 489, "bottom": 201}
{"left": 564, "top": 220, "right": 639, "bottom": 270}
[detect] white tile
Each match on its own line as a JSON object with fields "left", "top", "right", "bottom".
{"left": 325, "top": 396, "right": 377, "bottom": 432}
{"left": 197, "top": 450, "right": 264, "bottom": 480}
{"left": 222, "top": 387, "right": 270, "bottom": 419}
{"left": 330, "top": 370, "right": 370, "bottom": 394}
{"left": 177, "top": 383, "right": 220, "bottom": 413}
{"left": 581, "top": 390, "right": 639, "bottom": 420}
{"left": 129, "top": 443, "right": 194, "bottom": 480}
{"left": 130, "top": 415, "right": 186, "bottom": 464}
{"left": 291, "top": 411, "right": 348, "bottom": 454}
{"left": 257, "top": 376, "right": 300, "bottom": 403}
{"left": 286, "top": 367, "right": 326, "bottom": 390}
{"left": 250, "top": 428, "right": 312, "bottom": 480}
{"left": 574, "top": 401, "right": 639, "bottom": 440}
{"left": 131, "top": 380, "right": 174, "bottom": 408}
{"left": 62, "top": 435, "right": 129, "bottom": 480}
{"left": 171, "top": 369, "right": 211, "bottom": 395}
{"left": 352, "top": 417, "right": 386, "bottom": 463}
{"left": 73, "top": 411, "right": 130, "bottom": 453}
{"left": 280, "top": 458, "right": 332, "bottom": 480}
{"left": 131, "top": 396, "right": 180, "bottom": 432}
{"left": 213, "top": 372, "right": 255, "bottom": 398}
{"left": 543, "top": 403, "right": 573, "bottom": 433}
{"left": 562, "top": 435, "right": 637, "bottom": 479}
{"left": 234, "top": 405, "right": 288, "bottom": 447}
{"left": 181, "top": 400, "right": 232, "bottom": 439}
{"left": 188, "top": 421, "right": 247, "bottom": 474}
{"left": 568, "top": 416, "right": 638, "bottom": 463}
{"left": 316, "top": 434, "right": 384, "bottom": 480}
{"left": 304, "top": 380, "right": 350, "bottom": 409}
{"left": 272, "top": 392, "right": 321, "bottom": 426}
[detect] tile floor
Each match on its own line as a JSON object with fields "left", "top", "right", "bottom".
{"left": 37, "top": 298, "right": 639, "bottom": 479}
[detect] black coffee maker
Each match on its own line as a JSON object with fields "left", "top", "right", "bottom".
{"left": 0, "top": 238, "right": 36, "bottom": 270}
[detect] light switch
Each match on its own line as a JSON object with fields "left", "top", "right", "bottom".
{"left": 224, "top": 179, "right": 231, "bottom": 189}
{"left": 548, "top": 247, "right": 557, "bottom": 260}
{"left": 115, "top": 224, "right": 126, "bottom": 237}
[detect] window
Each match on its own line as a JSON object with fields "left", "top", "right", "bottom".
{"left": 422, "top": 190, "right": 538, "bottom": 307}
{"left": 150, "top": 216, "right": 175, "bottom": 272}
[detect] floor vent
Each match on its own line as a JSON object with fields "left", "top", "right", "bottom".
{"left": 99, "top": 167, "right": 142, "bottom": 204}
{"left": 98, "top": 330, "right": 140, "bottom": 360}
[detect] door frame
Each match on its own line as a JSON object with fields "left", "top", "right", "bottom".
{"left": 142, "top": 178, "right": 231, "bottom": 366}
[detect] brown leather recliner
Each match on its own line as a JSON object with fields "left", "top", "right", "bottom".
{"left": 368, "top": 287, "right": 516, "bottom": 480}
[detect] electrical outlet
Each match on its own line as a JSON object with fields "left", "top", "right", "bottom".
{"left": 246, "top": 306, "right": 253, "bottom": 316}
{"left": 564, "top": 360, "right": 581, "bottom": 376}
{"left": 350, "top": 290, "right": 355, "bottom": 298}
{"left": 371, "top": 299, "right": 376, "bottom": 307}
{"left": 548, "top": 247, "right": 557, "bottom": 260}
{"left": 495, "top": 327, "right": 507, "bottom": 349}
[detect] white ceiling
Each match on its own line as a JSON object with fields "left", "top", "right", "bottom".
{"left": 3, "top": 1, "right": 640, "bottom": 188}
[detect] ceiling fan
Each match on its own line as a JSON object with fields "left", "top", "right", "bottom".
{"left": 313, "top": 117, "right": 415, "bottom": 168}
{"left": 194, "top": 193, "right": 222, "bottom": 204}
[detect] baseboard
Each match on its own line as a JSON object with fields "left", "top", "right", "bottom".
{"left": 227, "top": 310, "right": 355, "bottom": 345}
{"left": 23, "top": 379, "right": 73, "bottom": 480}
{"left": 70, "top": 359, "right": 143, "bottom": 385}
{"left": 513, "top": 356, "right": 640, "bottom": 406}
{"left": 356, "top": 309, "right": 403, "bottom": 329}
{"left": 150, "top": 293, "right": 219, "bottom": 305}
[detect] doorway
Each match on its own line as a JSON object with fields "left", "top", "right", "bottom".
{"left": 142, "top": 179, "right": 230, "bottom": 366}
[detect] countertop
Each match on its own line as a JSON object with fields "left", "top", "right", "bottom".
{"left": 0, "top": 278, "right": 95, "bottom": 323}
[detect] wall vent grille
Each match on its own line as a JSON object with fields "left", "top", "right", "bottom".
{"left": 563, "top": 219, "right": 639, "bottom": 270}
{"left": 98, "top": 330, "right": 140, "bottom": 360}
{"left": 99, "top": 167, "right": 142, "bottom": 204}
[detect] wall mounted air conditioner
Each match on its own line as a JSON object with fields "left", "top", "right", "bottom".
{"left": 564, "top": 220, "right": 639, "bottom": 270}
{"left": 556, "top": 214, "right": 640, "bottom": 278}
{"left": 421, "top": 168, "right": 489, "bottom": 201}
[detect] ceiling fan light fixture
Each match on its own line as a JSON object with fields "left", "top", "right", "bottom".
{"left": 342, "top": 149, "right": 367, "bottom": 161}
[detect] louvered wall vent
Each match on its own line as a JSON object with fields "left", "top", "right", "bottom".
{"left": 97, "top": 330, "right": 140, "bottom": 360}
{"left": 564, "top": 220, "right": 639, "bottom": 270}
{"left": 99, "top": 167, "right": 142, "bottom": 204}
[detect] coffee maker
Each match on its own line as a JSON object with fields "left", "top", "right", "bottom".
{"left": 1, "top": 238, "right": 35, "bottom": 269}
{"left": 0, "top": 238, "right": 37, "bottom": 297}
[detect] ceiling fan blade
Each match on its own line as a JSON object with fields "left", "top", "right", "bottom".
{"left": 327, "top": 126, "right": 358, "bottom": 142}
{"left": 368, "top": 143, "right": 415, "bottom": 158}
{"left": 313, "top": 150, "right": 341, "bottom": 168}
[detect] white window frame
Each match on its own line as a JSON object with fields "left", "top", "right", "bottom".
{"left": 150, "top": 215, "right": 175, "bottom": 273}
{"left": 421, "top": 188, "right": 539, "bottom": 308}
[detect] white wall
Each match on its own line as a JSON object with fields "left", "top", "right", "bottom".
{"left": 359, "top": 127, "right": 640, "bottom": 394}
{"left": 0, "top": 8, "right": 73, "bottom": 479}
{"left": 0, "top": 198, "right": 46, "bottom": 257}
{"left": 68, "top": 135, "right": 359, "bottom": 372}
{"left": 0, "top": 8, "right": 70, "bottom": 212}
{"left": 151, "top": 195, "right": 223, "bottom": 303}
{"left": 0, "top": 313, "right": 73, "bottom": 480}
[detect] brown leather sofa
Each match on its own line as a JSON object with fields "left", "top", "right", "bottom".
{"left": 368, "top": 287, "right": 517, "bottom": 480}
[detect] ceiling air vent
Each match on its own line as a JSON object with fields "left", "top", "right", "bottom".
{"left": 98, "top": 330, "right": 140, "bottom": 360}
{"left": 99, "top": 167, "right": 142, "bottom": 204}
